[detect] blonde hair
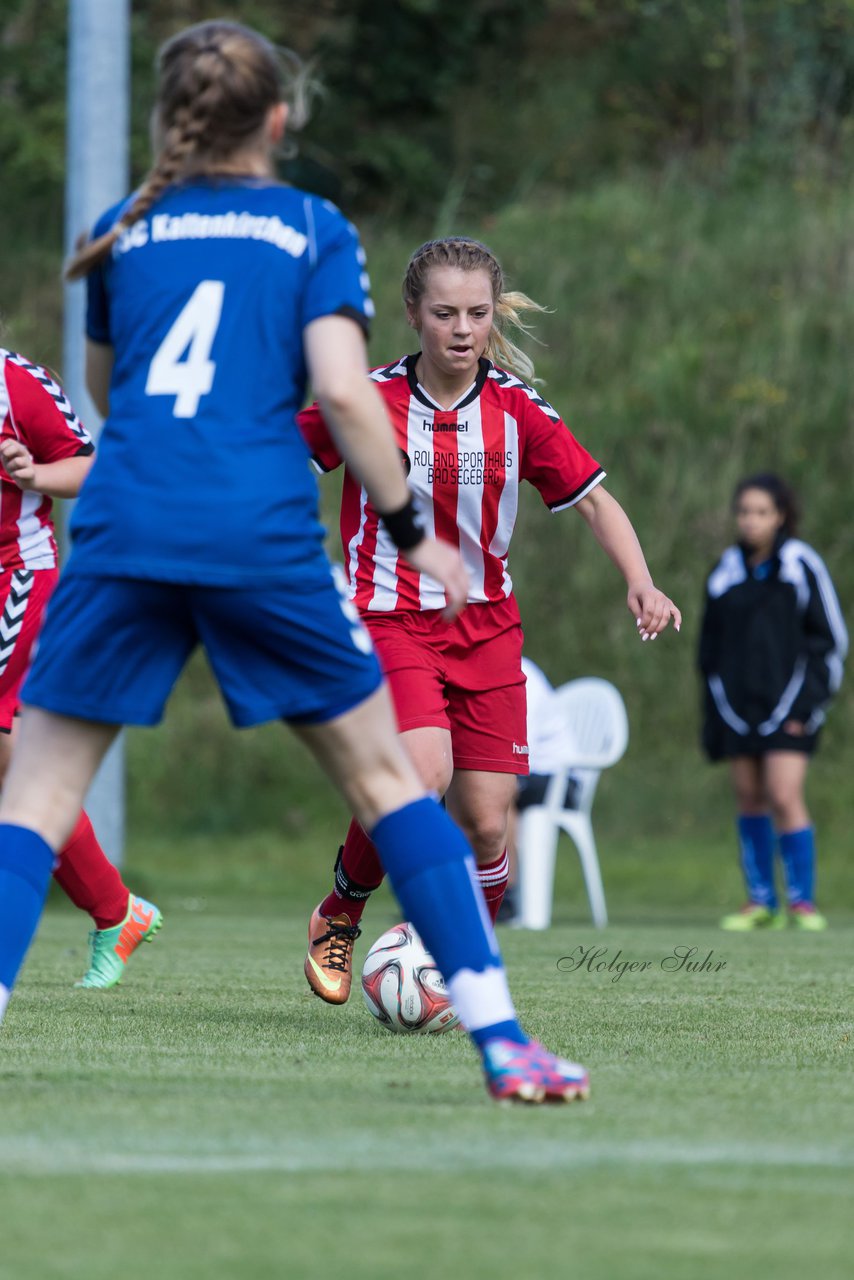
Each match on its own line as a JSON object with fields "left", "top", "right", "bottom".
{"left": 65, "top": 21, "right": 312, "bottom": 281}
{"left": 402, "top": 237, "right": 547, "bottom": 383}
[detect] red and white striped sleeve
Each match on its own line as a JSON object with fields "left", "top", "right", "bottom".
{"left": 2, "top": 352, "right": 94, "bottom": 462}
{"left": 514, "top": 380, "right": 604, "bottom": 511}
{"left": 296, "top": 400, "right": 342, "bottom": 474}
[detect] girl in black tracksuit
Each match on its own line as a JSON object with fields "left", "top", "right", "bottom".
{"left": 699, "top": 474, "right": 847, "bottom": 931}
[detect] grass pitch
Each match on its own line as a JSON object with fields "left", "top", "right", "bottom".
{"left": 1, "top": 875, "right": 851, "bottom": 1280}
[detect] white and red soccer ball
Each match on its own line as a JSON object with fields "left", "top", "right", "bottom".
{"left": 361, "top": 922, "right": 459, "bottom": 1034}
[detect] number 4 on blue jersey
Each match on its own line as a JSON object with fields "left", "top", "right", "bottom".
{"left": 145, "top": 280, "right": 225, "bottom": 418}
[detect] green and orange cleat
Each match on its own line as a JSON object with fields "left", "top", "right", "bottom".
{"left": 76, "top": 894, "right": 163, "bottom": 989}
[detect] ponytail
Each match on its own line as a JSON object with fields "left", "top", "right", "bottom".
{"left": 65, "top": 20, "right": 310, "bottom": 281}
{"left": 65, "top": 106, "right": 212, "bottom": 280}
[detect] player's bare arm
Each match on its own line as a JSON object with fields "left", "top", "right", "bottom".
{"left": 0, "top": 439, "right": 94, "bottom": 499}
{"left": 574, "top": 484, "right": 681, "bottom": 639}
{"left": 304, "top": 316, "right": 416, "bottom": 513}
{"left": 84, "top": 338, "right": 113, "bottom": 418}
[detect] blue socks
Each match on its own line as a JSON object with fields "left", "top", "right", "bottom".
{"left": 779, "top": 827, "right": 815, "bottom": 906}
{"left": 736, "top": 817, "right": 818, "bottom": 909}
{"left": 736, "top": 815, "right": 777, "bottom": 908}
{"left": 0, "top": 825, "right": 56, "bottom": 1004}
{"left": 370, "top": 798, "right": 526, "bottom": 1047}
{"left": 372, "top": 798, "right": 499, "bottom": 975}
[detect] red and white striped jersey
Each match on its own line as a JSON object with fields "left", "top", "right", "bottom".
{"left": 0, "top": 349, "right": 94, "bottom": 572}
{"left": 299, "top": 355, "right": 605, "bottom": 612}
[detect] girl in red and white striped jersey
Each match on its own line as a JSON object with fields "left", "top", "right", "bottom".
{"left": 301, "top": 237, "right": 681, "bottom": 1003}
{"left": 0, "top": 348, "right": 161, "bottom": 988}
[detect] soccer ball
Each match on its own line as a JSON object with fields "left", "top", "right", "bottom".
{"left": 361, "top": 922, "right": 459, "bottom": 1033}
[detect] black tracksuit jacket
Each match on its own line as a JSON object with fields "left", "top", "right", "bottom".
{"left": 698, "top": 536, "right": 847, "bottom": 760}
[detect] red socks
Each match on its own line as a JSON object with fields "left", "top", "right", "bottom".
{"left": 319, "top": 823, "right": 509, "bottom": 927}
{"left": 52, "top": 811, "right": 130, "bottom": 930}
{"left": 476, "top": 851, "right": 509, "bottom": 923}
{"left": 319, "top": 819, "right": 385, "bottom": 925}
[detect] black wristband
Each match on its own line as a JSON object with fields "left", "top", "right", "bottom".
{"left": 378, "top": 496, "right": 426, "bottom": 551}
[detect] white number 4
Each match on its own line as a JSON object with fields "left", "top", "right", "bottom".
{"left": 145, "top": 280, "right": 225, "bottom": 418}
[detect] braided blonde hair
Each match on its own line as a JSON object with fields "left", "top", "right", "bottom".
{"left": 65, "top": 21, "right": 310, "bottom": 281}
{"left": 402, "top": 237, "right": 547, "bottom": 383}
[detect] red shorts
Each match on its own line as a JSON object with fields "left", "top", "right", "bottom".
{"left": 363, "top": 596, "right": 529, "bottom": 775}
{"left": 0, "top": 566, "right": 57, "bottom": 732}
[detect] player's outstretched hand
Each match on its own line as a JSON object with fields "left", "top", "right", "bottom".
{"left": 404, "top": 537, "right": 469, "bottom": 620}
{"left": 0, "top": 439, "right": 37, "bottom": 490}
{"left": 628, "top": 581, "right": 682, "bottom": 641}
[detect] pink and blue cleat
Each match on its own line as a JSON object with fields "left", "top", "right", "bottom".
{"left": 482, "top": 1038, "right": 590, "bottom": 1104}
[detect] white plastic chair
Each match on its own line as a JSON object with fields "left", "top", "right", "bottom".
{"left": 516, "top": 678, "right": 629, "bottom": 930}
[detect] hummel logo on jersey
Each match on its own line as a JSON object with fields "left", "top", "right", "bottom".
{"left": 423, "top": 418, "right": 469, "bottom": 433}
{"left": 512, "top": 743, "right": 530, "bottom": 755}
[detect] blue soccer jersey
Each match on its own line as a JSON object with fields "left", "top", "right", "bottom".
{"left": 76, "top": 177, "right": 374, "bottom": 586}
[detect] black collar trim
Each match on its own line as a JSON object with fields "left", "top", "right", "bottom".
{"left": 405, "top": 355, "right": 491, "bottom": 410}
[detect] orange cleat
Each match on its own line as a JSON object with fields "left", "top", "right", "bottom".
{"left": 304, "top": 906, "right": 361, "bottom": 1004}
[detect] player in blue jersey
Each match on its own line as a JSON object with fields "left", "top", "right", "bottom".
{"left": 0, "top": 20, "right": 589, "bottom": 1102}
{"left": 700, "top": 474, "right": 847, "bottom": 931}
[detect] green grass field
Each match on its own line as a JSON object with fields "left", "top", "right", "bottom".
{"left": 1, "top": 847, "right": 851, "bottom": 1280}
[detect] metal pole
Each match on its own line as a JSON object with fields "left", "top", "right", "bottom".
{"left": 63, "top": 0, "right": 131, "bottom": 865}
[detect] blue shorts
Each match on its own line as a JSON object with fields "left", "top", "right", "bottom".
{"left": 22, "top": 567, "right": 383, "bottom": 728}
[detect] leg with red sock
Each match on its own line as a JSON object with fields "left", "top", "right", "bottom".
{"left": 445, "top": 764, "right": 517, "bottom": 926}
{"left": 53, "top": 811, "right": 163, "bottom": 988}
{"left": 476, "top": 850, "right": 510, "bottom": 923}
{"left": 53, "top": 811, "right": 129, "bottom": 930}
{"left": 305, "top": 825, "right": 510, "bottom": 1002}
{"left": 305, "top": 819, "right": 385, "bottom": 1004}
{"left": 318, "top": 819, "right": 384, "bottom": 926}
